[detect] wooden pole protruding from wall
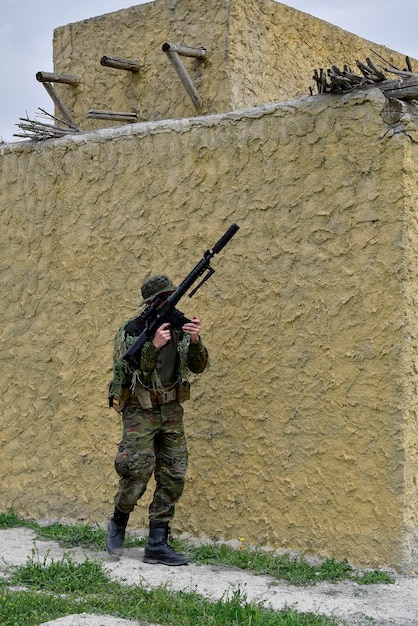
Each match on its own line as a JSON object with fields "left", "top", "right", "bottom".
{"left": 85, "top": 109, "right": 138, "bottom": 123}
{"left": 162, "top": 43, "right": 206, "bottom": 59}
{"left": 100, "top": 55, "right": 141, "bottom": 72}
{"left": 162, "top": 42, "right": 206, "bottom": 110}
{"left": 36, "top": 71, "right": 80, "bottom": 85}
{"left": 36, "top": 71, "right": 79, "bottom": 128}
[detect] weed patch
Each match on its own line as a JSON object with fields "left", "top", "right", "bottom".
{"left": 181, "top": 543, "right": 395, "bottom": 587}
{"left": 0, "top": 513, "right": 395, "bottom": 626}
{"left": 1, "top": 554, "right": 337, "bottom": 626}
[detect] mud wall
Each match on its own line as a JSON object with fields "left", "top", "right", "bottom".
{"left": 1, "top": 88, "right": 417, "bottom": 571}
{"left": 51, "top": 0, "right": 411, "bottom": 132}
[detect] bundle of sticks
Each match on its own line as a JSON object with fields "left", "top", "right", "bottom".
{"left": 312, "top": 50, "right": 417, "bottom": 96}
{"left": 14, "top": 109, "right": 80, "bottom": 141}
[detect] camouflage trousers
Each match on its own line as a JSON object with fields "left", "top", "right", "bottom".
{"left": 113, "top": 400, "right": 188, "bottom": 522}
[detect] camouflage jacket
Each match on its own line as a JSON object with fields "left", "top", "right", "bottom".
{"left": 110, "top": 317, "right": 209, "bottom": 400}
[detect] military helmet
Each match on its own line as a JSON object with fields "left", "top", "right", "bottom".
{"left": 140, "top": 274, "right": 176, "bottom": 305}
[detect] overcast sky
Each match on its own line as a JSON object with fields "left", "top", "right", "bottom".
{"left": 1, "top": 0, "right": 418, "bottom": 143}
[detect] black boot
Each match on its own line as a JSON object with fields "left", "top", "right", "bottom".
{"left": 105, "top": 508, "right": 129, "bottom": 556}
{"left": 143, "top": 521, "right": 188, "bottom": 566}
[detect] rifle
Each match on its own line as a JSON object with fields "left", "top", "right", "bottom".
{"left": 123, "top": 223, "right": 240, "bottom": 364}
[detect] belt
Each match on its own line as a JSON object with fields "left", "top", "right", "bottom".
{"left": 149, "top": 387, "right": 177, "bottom": 405}
{"left": 129, "top": 386, "right": 178, "bottom": 407}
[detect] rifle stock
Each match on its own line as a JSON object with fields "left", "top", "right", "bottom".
{"left": 123, "top": 223, "right": 239, "bottom": 363}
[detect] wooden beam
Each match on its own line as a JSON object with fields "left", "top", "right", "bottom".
{"left": 162, "top": 43, "right": 206, "bottom": 59}
{"left": 85, "top": 109, "right": 138, "bottom": 123}
{"left": 100, "top": 56, "right": 140, "bottom": 72}
{"left": 36, "top": 71, "right": 80, "bottom": 85}
{"left": 380, "top": 76, "right": 418, "bottom": 101}
{"left": 41, "top": 82, "right": 77, "bottom": 128}
{"left": 162, "top": 43, "right": 205, "bottom": 110}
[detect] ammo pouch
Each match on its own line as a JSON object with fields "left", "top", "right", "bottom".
{"left": 177, "top": 381, "right": 191, "bottom": 403}
{"left": 108, "top": 385, "right": 129, "bottom": 413}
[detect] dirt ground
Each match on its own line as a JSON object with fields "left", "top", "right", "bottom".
{"left": 1, "top": 528, "right": 417, "bottom": 626}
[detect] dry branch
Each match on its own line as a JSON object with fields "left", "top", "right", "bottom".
{"left": 311, "top": 51, "right": 418, "bottom": 105}
{"left": 14, "top": 108, "right": 80, "bottom": 141}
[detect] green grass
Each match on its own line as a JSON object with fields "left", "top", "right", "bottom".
{"left": 0, "top": 512, "right": 145, "bottom": 550}
{"left": 8, "top": 550, "right": 111, "bottom": 594}
{"left": 0, "top": 512, "right": 395, "bottom": 625}
{"left": 0, "top": 512, "right": 395, "bottom": 586}
{"left": 0, "top": 512, "right": 29, "bottom": 530}
{"left": 174, "top": 541, "right": 395, "bottom": 587}
{"left": 1, "top": 554, "right": 337, "bottom": 626}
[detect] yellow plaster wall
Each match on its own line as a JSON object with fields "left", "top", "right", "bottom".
{"left": 51, "top": 0, "right": 412, "bottom": 132}
{"left": 402, "top": 131, "right": 418, "bottom": 566}
{"left": 1, "top": 88, "right": 417, "bottom": 571}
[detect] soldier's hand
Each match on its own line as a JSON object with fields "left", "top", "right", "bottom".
{"left": 182, "top": 317, "right": 201, "bottom": 344}
{"left": 152, "top": 322, "right": 171, "bottom": 349}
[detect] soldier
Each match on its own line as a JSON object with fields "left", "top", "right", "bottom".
{"left": 106, "top": 275, "right": 209, "bottom": 565}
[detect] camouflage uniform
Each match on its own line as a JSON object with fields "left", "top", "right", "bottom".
{"left": 106, "top": 275, "right": 209, "bottom": 564}
{"left": 110, "top": 318, "right": 209, "bottom": 522}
